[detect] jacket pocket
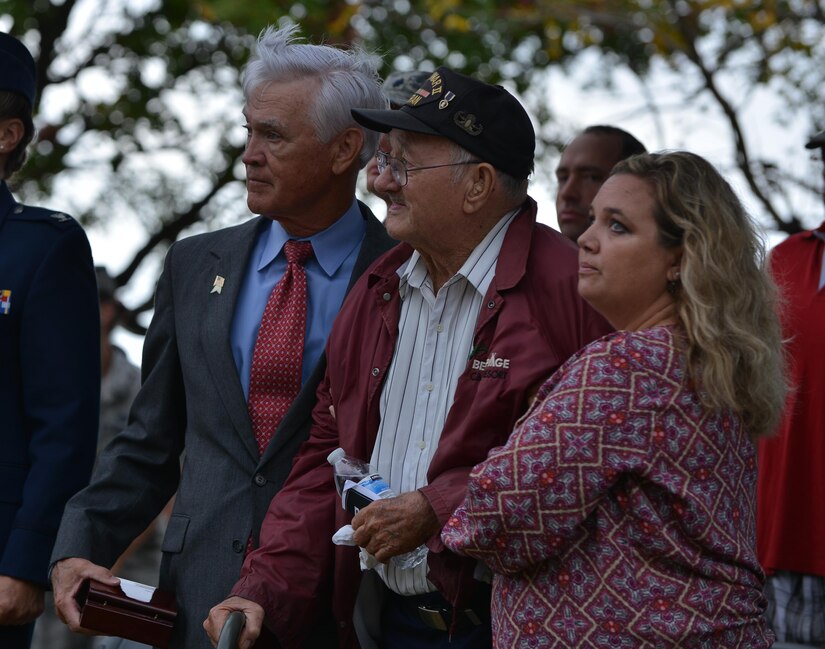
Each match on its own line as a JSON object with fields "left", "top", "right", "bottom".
{"left": 160, "top": 514, "right": 190, "bottom": 554}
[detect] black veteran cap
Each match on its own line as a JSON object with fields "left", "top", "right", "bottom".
{"left": 353, "top": 67, "right": 535, "bottom": 180}
{"left": 0, "top": 32, "right": 36, "bottom": 106}
{"left": 805, "top": 130, "right": 825, "bottom": 150}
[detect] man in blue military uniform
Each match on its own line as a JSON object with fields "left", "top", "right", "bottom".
{"left": 0, "top": 30, "right": 100, "bottom": 649}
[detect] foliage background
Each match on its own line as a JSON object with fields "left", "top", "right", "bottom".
{"left": 1, "top": 0, "right": 824, "bottom": 339}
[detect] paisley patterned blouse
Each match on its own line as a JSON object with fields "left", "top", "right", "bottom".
{"left": 442, "top": 326, "right": 772, "bottom": 648}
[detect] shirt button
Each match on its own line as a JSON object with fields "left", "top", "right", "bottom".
{"left": 372, "top": 367, "right": 380, "bottom": 377}
{"left": 254, "top": 474, "right": 266, "bottom": 487}
{"left": 418, "top": 440, "right": 425, "bottom": 450}
{"left": 382, "top": 292, "right": 391, "bottom": 302}
{"left": 425, "top": 383, "right": 433, "bottom": 391}
{"left": 232, "top": 539, "right": 244, "bottom": 553}
{"left": 487, "top": 300, "right": 496, "bottom": 309}
{"left": 436, "top": 324, "right": 443, "bottom": 333}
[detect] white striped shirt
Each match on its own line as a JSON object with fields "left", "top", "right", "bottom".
{"left": 370, "top": 209, "right": 517, "bottom": 595}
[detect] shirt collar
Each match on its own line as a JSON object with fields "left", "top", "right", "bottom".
{"left": 257, "top": 199, "right": 365, "bottom": 276}
{"left": 398, "top": 208, "right": 518, "bottom": 296}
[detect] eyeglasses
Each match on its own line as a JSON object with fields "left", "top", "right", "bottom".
{"left": 375, "top": 150, "right": 479, "bottom": 187}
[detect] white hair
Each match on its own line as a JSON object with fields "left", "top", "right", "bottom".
{"left": 449, "top": 143, "right": 528, "bottom": 202}
{"left": 243, "top": 23, "right": 385, "bottom": 168}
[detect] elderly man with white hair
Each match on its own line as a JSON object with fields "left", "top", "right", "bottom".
{"left": 50, "top": 24, "right": 395, "bottom": 649}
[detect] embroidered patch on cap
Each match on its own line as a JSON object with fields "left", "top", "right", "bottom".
{"left": 454, "top": 112, "right": 483, "bottom": 136}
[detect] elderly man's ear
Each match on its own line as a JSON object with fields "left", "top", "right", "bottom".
{"left": 463, "top": 163, "right": 496, "bottom": 212}
{"left": 330, "top": 127, "right": 365, "bottom": 175}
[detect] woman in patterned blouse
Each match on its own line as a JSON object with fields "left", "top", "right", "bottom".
{"left": 442, "top": 151, "right": 786, "bottom": 648}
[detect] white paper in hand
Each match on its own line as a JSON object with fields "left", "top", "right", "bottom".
{"left": 118, "top": 578, "right": 157, "bottom": 603}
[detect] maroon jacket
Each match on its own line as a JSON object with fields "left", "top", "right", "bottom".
{"left": 231, "top": 198, "right": 612, "bottom": 647}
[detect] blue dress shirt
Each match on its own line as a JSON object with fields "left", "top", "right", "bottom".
{"left": 231, "top": 200, "right": 366, "bottom": 400}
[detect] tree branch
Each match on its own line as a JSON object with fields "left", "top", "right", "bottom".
{"left": 673, "top": 9, "right": 803, "bottom": 235}
{"left": 33, "top": 0, "right": 78, "bottom": 111}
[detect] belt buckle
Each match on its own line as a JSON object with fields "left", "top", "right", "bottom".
{"left": 417, "top": 606, "right": 483, "bottom": 631}
{"left": 417, "top": 605, "right": 449, "bottom": 632}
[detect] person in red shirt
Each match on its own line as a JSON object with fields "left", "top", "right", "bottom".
{"left": 757, "top": 129, "right": 825, "bottom": 646}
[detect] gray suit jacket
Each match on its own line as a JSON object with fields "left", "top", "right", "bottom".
{"left": 52, "top": 203, "right": 395, "bottom": 649}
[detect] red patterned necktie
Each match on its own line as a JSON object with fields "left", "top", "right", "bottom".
{"left": 247, "top": 240, "right": 314, "bottom": 456}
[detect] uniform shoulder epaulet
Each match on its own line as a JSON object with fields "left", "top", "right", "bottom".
{"left": 9, "top": 203, "right": 79, "bottom": 229}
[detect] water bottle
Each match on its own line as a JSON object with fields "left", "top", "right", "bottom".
{"left": 328, "top": 448, "right": 374, "bottom": 496}
{"left": 326, "top": 447, "right": 427, "bottom": 569}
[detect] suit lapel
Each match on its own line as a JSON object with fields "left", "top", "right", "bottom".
{"left": 202, "top": 217, "right": 263, "bottom": 462}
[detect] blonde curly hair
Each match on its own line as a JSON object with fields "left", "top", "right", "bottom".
{"left": 612, "top": 151, "right": 786, "bottom": 438}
